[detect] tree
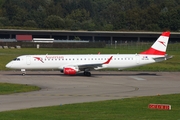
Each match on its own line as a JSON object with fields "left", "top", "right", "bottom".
{"left": 24, "top": 20, "right": 37, "bottom": 28}
{"left": 81, "top": 20, "right": 96, "bottom": 31}
{"left": 67, "top": 9, "right": 90, "bottom": 23}
{"left": 32, "top": 5, "right": 47, "bottom": 28}
{"left": 0, "top": 17, "right": 10, "bottom": 26}
{"left": 158, "top": 7, "right": 170, "bottom": 30}
{"left": 0, "top": 0, "right": 180, "bottom": 31}
{"left": 169, "top": 8, "right": 180, "bottom": 31}
{"left": 44, "top": 15, "right": 65, "bottom": 29}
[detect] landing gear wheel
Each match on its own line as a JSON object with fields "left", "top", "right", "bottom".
{"left": 84, "top": 72, "right": 91, "bottom": 76}
{"left": 21, "top": 69, "right": 26, "bottom": 76}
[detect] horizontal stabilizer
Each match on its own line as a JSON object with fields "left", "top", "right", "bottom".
{"left": 153, "top": 54, "right": 173, "bottom": 62}
{"left": 165, "top": 54, "right": 173, "bottom": 60}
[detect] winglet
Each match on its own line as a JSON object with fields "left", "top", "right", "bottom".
{"left": 103, "top": 56, "right": 113, "bottom": 64}
{"left": 140, "top": 31, "right": 170, "bottom": 55}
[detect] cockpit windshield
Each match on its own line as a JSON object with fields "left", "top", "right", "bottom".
{"left": 13, "top": 58, "right": 20, "bottom": 61}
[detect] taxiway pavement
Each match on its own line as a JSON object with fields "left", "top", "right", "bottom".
{"left": 0, "top": 71, "right": 180, "bottom": 112}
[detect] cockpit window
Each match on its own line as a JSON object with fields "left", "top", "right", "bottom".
{"left": 13, "top": 58, "right": 20, "bottom": 61}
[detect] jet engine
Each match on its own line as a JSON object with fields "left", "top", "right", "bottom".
{"left": 63, "top": 67, "right": 79, "bottom": 75}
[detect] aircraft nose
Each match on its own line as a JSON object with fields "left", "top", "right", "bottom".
{"left": 6, "top": 62, "right": 11, "bottom": 68}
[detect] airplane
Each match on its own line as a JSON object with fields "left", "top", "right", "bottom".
{"left": 6, "top": 31, "right": 172, "bottom": 76}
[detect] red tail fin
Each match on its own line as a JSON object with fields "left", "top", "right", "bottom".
{"left": 140, "top": 31, "right": 170, "bottom": 55}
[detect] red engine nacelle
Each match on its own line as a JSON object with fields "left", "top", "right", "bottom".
{"left": 63, "top": 67, "right": 78, "bottom": 75}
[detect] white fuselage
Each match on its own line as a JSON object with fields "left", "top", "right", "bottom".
{"left": 6, "top": 54, "right": 165, "bottom": 71}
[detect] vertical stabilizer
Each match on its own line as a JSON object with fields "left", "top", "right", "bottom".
{"left": 140, "top": 31, "right": 170, "bottom": 55}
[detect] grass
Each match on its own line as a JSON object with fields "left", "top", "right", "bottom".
{"left": 0, "top": 83, "right": 40, "bottom": 95}
{"left": 0, "top": 94, "right": 179, "bottom": 119}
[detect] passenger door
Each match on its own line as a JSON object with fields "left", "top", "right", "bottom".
{"left": 26, "top": 56, "right": 31, "bottom": 65}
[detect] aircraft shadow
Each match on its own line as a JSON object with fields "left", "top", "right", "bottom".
{"left": 3, "top": 72, "right": 159, "bottom": 77}
{"left": 93, "top": 73, "right": 158, "bottom": 77}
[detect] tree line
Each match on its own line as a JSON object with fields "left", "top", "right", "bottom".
{"left": 0, "top": 0, "right": 180, "bottom": 31}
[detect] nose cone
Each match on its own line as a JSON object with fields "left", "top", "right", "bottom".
{"left": 6, "top": 62, "right": 11, "bottom": 68}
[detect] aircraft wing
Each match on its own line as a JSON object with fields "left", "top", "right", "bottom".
{"left": 65, "top": 56, "right": 113, "bottom": 71}
{"left": 78, "top": 63, "right": 103, "bottom": 71}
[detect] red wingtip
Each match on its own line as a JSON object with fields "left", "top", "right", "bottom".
{"left": 162, "top": 31, "right": 170, "bottom": 37}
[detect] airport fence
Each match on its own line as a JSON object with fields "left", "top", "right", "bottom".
{"left": 0, "top": 41, "right": 179, "bottom": 51}
{"left": 0, "top": 42, "right": 106, "bottom": 48}
{"left": 106, "top": 41, "right": 180, "bottom": 52}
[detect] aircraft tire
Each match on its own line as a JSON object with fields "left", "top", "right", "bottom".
{"left": 84, "top": 72, "right": 91, "bottom": 76}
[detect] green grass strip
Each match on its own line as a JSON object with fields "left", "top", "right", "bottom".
{"left": 0, "top": 83, "right": 40, "bottom": 95}
{"left": 0, "top": 94, "right": 179, "bottom": 119}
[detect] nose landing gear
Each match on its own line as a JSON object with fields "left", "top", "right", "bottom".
{"left": 21, "top": 69, "right": 26, "bottom": 76}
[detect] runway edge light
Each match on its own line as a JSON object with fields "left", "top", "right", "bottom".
{"left": 148, "top": 104, "right": 171, "bottom": 110}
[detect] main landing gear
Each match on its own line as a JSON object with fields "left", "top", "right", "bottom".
{"left": 21, "top": 69, "right": 26, "bottom": 76}
{"left": 84, "top": 71, "right": 91, "bottom": 76}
